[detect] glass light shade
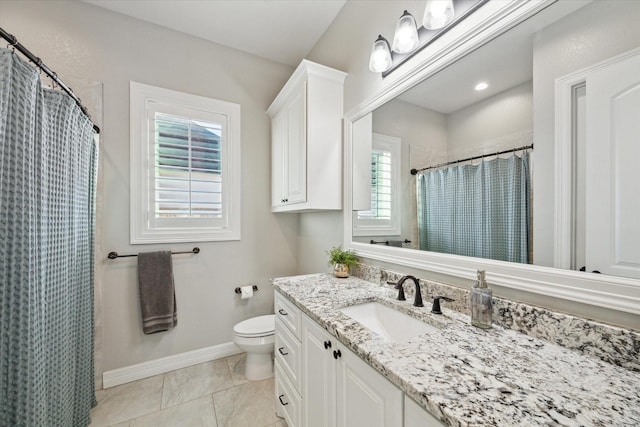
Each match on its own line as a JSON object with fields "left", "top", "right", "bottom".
{"left": 369, "top": 35, "right": 392, "bottom": 73}
{"left": 392, "top": 10, "right": 419, "bottom": 54}
{"left": 422, "top": 0, "right": 455, "bottom": 30}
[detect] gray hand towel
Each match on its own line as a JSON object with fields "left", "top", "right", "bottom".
{"left": 137, "top": 251, "right": 177, "bottom": 334}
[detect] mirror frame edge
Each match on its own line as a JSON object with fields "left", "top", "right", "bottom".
{"left": 342, "top": 0, "right": 640, "bottom": 316}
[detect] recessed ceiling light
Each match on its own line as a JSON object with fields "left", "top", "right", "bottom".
{"left": 475, "top": 82, "right": 489, "bottom": 91}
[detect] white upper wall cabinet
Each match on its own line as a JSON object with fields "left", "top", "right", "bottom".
{"left": 268, "top": 60, "right": 347, "bottom": 212}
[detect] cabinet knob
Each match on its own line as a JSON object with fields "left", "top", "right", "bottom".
{"left": 278, "top": 308, "right": 288, "bottom": 316}
{"left": 324, "top": 340, "right": 332, "bottom": 350}
{"left": 278, "top": 394, "right": 289, "bottom": 406}
{"left": 278, "top": 347, "right": 289, "bottom": 356}
{"left": 333, "top": 349, "right": 342, "bottom": 360}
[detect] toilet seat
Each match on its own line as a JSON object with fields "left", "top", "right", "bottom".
{"left": 233, "top": 314, "right": 275, "bottom": 338}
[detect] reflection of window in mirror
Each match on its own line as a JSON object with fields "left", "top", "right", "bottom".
{"left": 353, "top": 133, "right": 401, "bottom": 237}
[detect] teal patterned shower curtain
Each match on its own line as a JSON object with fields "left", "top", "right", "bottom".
{"left": 417, "top": 152, "right": 530, "bottom": 263}
{"left": 0, "top": 48, "right": 98, "bottom": 426}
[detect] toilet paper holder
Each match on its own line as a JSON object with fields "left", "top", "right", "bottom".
{"left": 234, "top": 285, "right": 258, "bottom": 294}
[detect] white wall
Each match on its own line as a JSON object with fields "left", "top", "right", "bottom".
{"left": 447, "top": 81, "right": 533, "bottom": 161}
{"left": 532, "top": 0, "right": 640, "bottom": 267}
{"left": 308, "top": 1, "right": 427, "bottom": 114}
{"left": 0, "top": 0, "right": 299, "bottom": 374}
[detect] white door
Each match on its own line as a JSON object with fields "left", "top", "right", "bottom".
{"left": 585, "top": 50, "right": 640, "bottom": 278}
{"left": 335, "top": 345, "right": 403, "bottom": 427}
{"left": 302, "top": 316, "right": 336, "bottom": 427}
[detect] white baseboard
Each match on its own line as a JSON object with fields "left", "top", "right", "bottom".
{"left": 102, "top": 342, "right": 242, "bottom": 388}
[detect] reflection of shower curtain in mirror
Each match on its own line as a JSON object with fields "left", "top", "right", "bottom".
{"left": 417, "top": 153, "right": 530, "bottom": 263}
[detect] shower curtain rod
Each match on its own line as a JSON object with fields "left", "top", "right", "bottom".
{"left": 410, "top": 144, "right": 533, "bottom": 175}
{"left": 0, "top": 26, "right": 100, "bottom": 134}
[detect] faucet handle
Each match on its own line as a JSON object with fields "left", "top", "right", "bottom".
{"left": 431, "top": 296, "right": 455, "bottom": 314}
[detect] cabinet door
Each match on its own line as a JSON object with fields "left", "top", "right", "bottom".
{"left": 352, "top": 112, "right": 373, "bottom": 211}
{"left": 271, "top": 110, "right": 287, "bottom": 207}
{"left": 336, "top": 346, "right": 403, "bottom": 427}
{"left": 302, "top": 315, "right": 336, "bottom": 427}
{"left": 405, "top": 396, "right": 445, "bottom": 427}
{"left": 285, "top": 82, "right": 307, "bottom": 205}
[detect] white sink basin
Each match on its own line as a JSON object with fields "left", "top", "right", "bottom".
{"left": 339, "top": 302, "right": 439, "bottom": 343}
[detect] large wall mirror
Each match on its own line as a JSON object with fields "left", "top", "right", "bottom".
{"left": 347, "top": 0, "right": 640, "bottom": 315}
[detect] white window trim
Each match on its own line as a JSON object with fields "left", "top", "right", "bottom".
{"left": 130, "top": 81, "right": 241, "bottom": 244}
{"left": 352, "top": 133, "right": 401, "bottom": 237}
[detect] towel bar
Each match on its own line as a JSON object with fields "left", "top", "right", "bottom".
{"left": 107, "top": 247, "right": 200, "bottom": 259}
{"left": 369, "top": 239, "right": 411, "bottom": 245}
{"left": 235, "top": 285, "right": 259, "bottom": 294}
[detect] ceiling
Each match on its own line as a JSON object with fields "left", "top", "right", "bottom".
{"left": 82, "top": 0, "right": 346, "bottom": 66}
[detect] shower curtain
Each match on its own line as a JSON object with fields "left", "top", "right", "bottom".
{"left": 417, "top": 152, "right": 530, "bottom": 263}
{"left": 0, "top": 49, "right": 98, "bottom": 426}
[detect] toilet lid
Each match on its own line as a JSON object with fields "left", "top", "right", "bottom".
{"left": 234, "top": 314, "right": 275, "bottom": 337}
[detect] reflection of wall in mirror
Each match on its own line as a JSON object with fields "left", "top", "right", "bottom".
{"left": 447, "top": 81, "right": 533, "bottom": 161}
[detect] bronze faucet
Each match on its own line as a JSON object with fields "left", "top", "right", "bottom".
{"left": 395, "top": 275, "right": 424, "bottom": 307}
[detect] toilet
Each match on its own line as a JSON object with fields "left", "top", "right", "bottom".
{"left": 232, "top": 314, "right": 276, "bottom": 381}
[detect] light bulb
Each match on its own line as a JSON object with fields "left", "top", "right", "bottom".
{"left": 369, "top": 35, "right": 392, "bottom": 73}
{"left": 422, "top": 0, "right": 455, "bottom": 30}
{"left": 474, "top": 82, "right": 488, "bottom": 91}
{"left": 392, "top": 10, "right": 419, "bottom": 54}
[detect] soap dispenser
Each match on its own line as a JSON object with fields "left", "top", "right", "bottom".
{"left": 471, "top": 270, "right": 492, "bottom": 329}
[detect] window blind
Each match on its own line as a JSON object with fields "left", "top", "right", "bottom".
{"left": 359, "top": 150, "right": 392, "bottom": 220}
{"left": 154, "top": 113, "right": 222, "bottom": 218}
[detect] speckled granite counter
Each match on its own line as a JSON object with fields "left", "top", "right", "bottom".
{"left": 272, "top": 273, "right": 640, "bottom": 427}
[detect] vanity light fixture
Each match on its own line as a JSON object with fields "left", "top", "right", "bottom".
{"left": 369, "top": 0, "right": 488, "bottom": 77}
{"left": 474, "top": 81, "right": 489, "bottom": 91}
{"left": 422, "top": 0, "right": 455, "bottom": 30}
{"left": 369, "top": 34, "right": 393, "bottom": 73}
{"left": 392, "top": 10, "right": 420, "bottom": 54}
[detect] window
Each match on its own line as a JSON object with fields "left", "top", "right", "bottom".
{"left": 130, "top": 82, "right": 240, "bottom": 243}
{"left": 353, "top": 133, "right": 401, "bottom": 236}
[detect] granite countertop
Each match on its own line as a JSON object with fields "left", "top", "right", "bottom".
{"left": 272, "top": 273, "right": 640, "bottom": 427}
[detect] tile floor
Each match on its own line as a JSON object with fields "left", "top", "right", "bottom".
{"left": 90, "top": 354, "right": 287, "bottom": 427}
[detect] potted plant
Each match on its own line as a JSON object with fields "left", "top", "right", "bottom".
{"left": 326, "top": 246, "right": 359, "bottom": 278}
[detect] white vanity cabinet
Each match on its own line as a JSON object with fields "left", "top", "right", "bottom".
{"left": 275, "top": 293, "right": 302, "bottom": 427}
{"left": 301, "top": 313, "right": 403, "bottom": 427}
{"left": 275, "top": 290, "right": 445, "bottom": 427}
{"left": 405, "top": 396, "right": 446, "bottom": 427}
{"left": 267, "top": 60, "right": 346, "bottom": 212}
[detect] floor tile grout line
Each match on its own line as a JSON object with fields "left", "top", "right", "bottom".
{"left": 126, "top": 392, "right": 218, "bottom": 426}
{"left": 210, "top": 393, "right": 219, "bottom": 427}
{"left": 159, "top": 372, "right": 167, "bottom": 412}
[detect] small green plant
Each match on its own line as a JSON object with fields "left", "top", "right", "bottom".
{"left": 326, "top": 246, "right": 359, "bottom": 268}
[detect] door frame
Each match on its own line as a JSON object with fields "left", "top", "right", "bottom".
{"left": 553, "top": 47, "right": 640, "bottom": 269}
